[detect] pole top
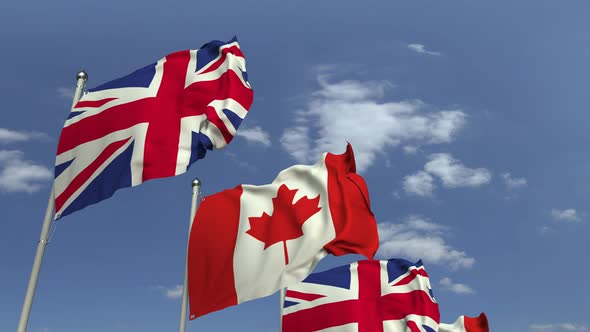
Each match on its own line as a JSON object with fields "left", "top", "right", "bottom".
{"left": 192, "top": 178, "right": 202, "bottom": 188}
{"left": 76, "top": 70, "right": 88, "bottom": 82}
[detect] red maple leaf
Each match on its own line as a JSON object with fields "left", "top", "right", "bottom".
{"left": 246, "top": 184, "right": 321, "bottom": 265}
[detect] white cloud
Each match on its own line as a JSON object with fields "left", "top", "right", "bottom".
{"left": 539, "top": 226, "right": 553, "bottom": 235}
{"left": 0, "top": 128, "right": 48, "bottom": 144}
{"left": 312, "top": 79, "right": 391, "bottom": 101}
{"left": 403, "top": 171, "right": 435, "bottom": 196}
{"left": 551, "top": 209, "right": 581, "bottom": 222}
{"left": 281, "top": 119, "right": 311, "bottom": 163}
{"left": 439, "top": 277, "right": 475, "bottom": 294}
{"left": 165, "top": 285, "right": 183, "bottom": 299}
{"left": 403, "top": 146, "right": 419, "bottom": 154}
{"left": 408, "top": 43, "right": 442, "bottom": 56}
{"left": 377, "top": 216, "right": 475, "bottom": 269}
{"left": 224, "top": 151, "right": 258, "bottom": 172}
{"left": 0, "top": 150, "right": 53, "bottom": 193}
{"left": 154, "top": 284, "right": 184, "bottom": 299}
{"left": 56, "top": 87, "right": 75, "bottom": 99}
{"left": 405, "top": 217, "right": 447, "bottom": 233}
{"left": 424, "top": 153, "right": 491, "bottom": 188}
{"left": 281, "top": 77, "right": 466, "bottom": 172}
{"left": 530, "top": 323, "right": 589, "bottom": 331}
{"left": 502, "top": 172, "right": 527, "bottom": 189}
{"left": 236, "top": 126, "right": 271, "bottom": 147}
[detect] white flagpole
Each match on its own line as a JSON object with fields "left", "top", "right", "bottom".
{"left": 17, "top": 71, "right": 88, "bottom": 332}
{"left": 179, "top": 178, "right": 201, "bottom": 332}
{"left": 279, "top": 288, "right": 285, "bottom": 332}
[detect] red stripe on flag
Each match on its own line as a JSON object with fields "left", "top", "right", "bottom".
{"left": 285, "top": 290, "right": 326, "bottom": 302}
{"left": 358, "top": 260, "right": 384, "bottom": 332}
{"left": 465, "top": 313, "right": 489, "bottom": 332}
{"left": 283, "top": 300, "right": 363, "bottom": 332}
{"left": 55, "top": 138, "right": 130, "bottom": 213}
{"left": 380, "top": 290, "right": 440, "bottom": 322}
{"left": 201, "top": 45, "right": 245, "bottom": 75}
{"left": 323, "top": 144, "right": 379, "bottom": 259}
{"left": 75, "top": 98, "right": 118, "bottom": 108}
{"left": 406, "top": 321, "right": 422, "bottom": 332}
{"left": 56, "top": 98, "right": 153, "bottom": 155}
{"left": 395, "top": 268, "right": 429, "bottom": 286}
{"left": 186, "top": 70, "right": 254, "bottom": 144}
{"left": 141, "top": 50, "right": 189, "bottom": 181}
{"left": 185, "top": 70, "right": 253, "bottom": 118}
{"left": 188, "top": 185, "right": 243, "bottom": 319}
{"left": 224, "top": 45, "right": 245, "bottom": 60}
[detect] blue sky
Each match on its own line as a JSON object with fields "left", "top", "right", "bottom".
{"left": 1, "top": 1, "right": 589, "bottom": 331}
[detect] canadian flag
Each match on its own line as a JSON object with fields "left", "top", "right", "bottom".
{"left": 187, "top": 144, "right": 379, "bottom": 319}
{"left": 440, "top": 313, "right": 489, "bottom": 332}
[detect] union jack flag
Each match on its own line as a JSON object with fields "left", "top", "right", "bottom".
{"left": 283, "top": 259, "right": 440, "bottom": 332}
{"left": 54, "top": 37, "right": 253, "bottom": 219}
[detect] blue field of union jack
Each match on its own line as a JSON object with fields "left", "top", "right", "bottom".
{"left": 283, "top": 259, "right": 440, "bottom": 332}
{"left": 53, "top": 37, "right": 253, "bottom": 219}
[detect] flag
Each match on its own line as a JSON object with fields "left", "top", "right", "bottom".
{"left": 283, "top": 259, "right": 440, "bottom": 331}
{"left": 439, "top": 313, "right": 489, "bottom": 332}
{"left": 187, "top": 144, "right": 379, "bottom": 319}
{"left": 283, "top": 258, "right": 489, "bottom": 332}
{"left": 53, "top": 37, "right": 253, "bottom": 219}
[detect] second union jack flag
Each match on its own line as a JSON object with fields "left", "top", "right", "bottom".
{"left": 283, "top": 259, "right": 440, "bottom": 332}
{"left": 54, "top": 37, "right": 253, "bottom": 219}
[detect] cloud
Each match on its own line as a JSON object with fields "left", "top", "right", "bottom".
{"left": 439, "top": 277, "right": 475, "bottom": 294}
{"left": 403, "top": 171, "right": 435, "bottom": 196}
{"left": 56, "top": 87, "right": 75, "bottom": 99}
{"left": 551, "top": 209, "right": 581, "bottom": 222}
{"left": 154, "top": 284, "right": 183, "bottom": 299}
{"left": 529, "top": 323, "right": 589, "bottom": 331}
{"left": 236, "top": 126, "right": 272, "bottom": 147}
{"left": 281, "top": 77, "right": 466, "bottom": 172}
{"left": 224, "top": 151, "right": 258, "bottom": 172}
{"left": 0, "top": 128, "right": 49, "bottom": 144}
{"left": 407, "top": 43, "right": 442, "bottom": 56}
{"left": 377, "top": 216, "right": 475, "bottom": 269}
{"left": 0, "top": 150, "right": 53, "bottom": 193}
{"left": 539, "top": 226, "right": 553, "bottom": 235}
{"left": 312, "top": 79, "right": 391, "bottom": 101}
{"left": 165, "top": 285, "right": 183, "bottom": 299}
{"left": 281, "top": 120, "right": 311, "bottom": 163}
{"left": 403, "top": 146, "right": 419, "bottom": 154}
{"left": 424, "top": 153, "right": 491, "bottom": 188}
{"left": 403, "top": 154, "right": 491, "bottom": 196}
{"left": 502, "top": 172, "right": 527, "bottom": 189}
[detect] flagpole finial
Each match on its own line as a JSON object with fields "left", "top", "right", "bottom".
{"left": 192, "top": 178, "right": 201, "bottom": 188}
{"left": 76, "top": 70, "right": 88, "bottom": 82}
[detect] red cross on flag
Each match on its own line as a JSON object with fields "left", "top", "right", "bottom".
{"left": 54, "top": 37, "right": 253, "bottom": 219}
{"left": 283, "top": 258, "right": 489, "bottom": 332}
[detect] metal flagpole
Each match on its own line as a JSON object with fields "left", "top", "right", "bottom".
{"left": 178, "top": 178, "right": 201, "bottom": 332}
{"left": 279, "top": 288, "right": 285, "bottom": 332}
{"left": 17, "top": 71, "right": 88, "bottom": 332}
